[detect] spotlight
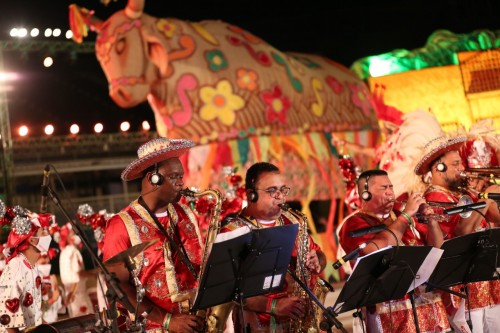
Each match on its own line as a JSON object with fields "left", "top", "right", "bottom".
{"left": 30, "top": 28, "right": 39, "bottom": 37}
{"left": 44, "top": 28, "right": 52, "bottom": 37}
{"left": 18, "top": 125, "right": 29, "bottom": 137}
{"left": 17, "top": 28, "right": 28, "bottom": 38}
{"left": 53, "top": 28, "right": 61, "bottom": 37}
{"left": 120, "top": 121, "right": 130, "bottom": 132}
{"left": 44, "top": 125, "right": 54, "bottom": 135}
{"left": 70, "top": 124, "right": 79, "bottom": 135}
{"left": 43, "top": 57, "right": 54, "bottom": 68}
{"left": 9, "top": 28, "right": 18, "bottom": 37}
{"left": 142, "top": 121, "right": 151, "bottom": 131}
{"left": 65, "top": 30, "right": 73, "bottom": 39}
{"left": 94, "top": 123, "right": 104, "bottom": 133}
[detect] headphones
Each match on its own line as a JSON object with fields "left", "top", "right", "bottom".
{"left": 149, "top": 163, "right": 164, "bottom": 186}
{"left": 436, "top": 161, "right": 448, "bottom": 172}
{"left": 360, "top": 175, "right": 372, "bottom": 201}
{"left": 247, "top": 177, "right": 259, "bottom": 202}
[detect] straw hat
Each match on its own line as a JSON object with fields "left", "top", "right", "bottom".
{"left": 121, "top": 137, "right": 195, "bottom": 181}
{"left": 414, "top": 134, "right": 467, "bottom": 175}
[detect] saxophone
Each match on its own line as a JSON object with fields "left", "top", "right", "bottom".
{"left": 280, "top": 205, "right": 321, "bottom": 333}
{"left": 180, "top": 188, "right": 232, "bottom": 333}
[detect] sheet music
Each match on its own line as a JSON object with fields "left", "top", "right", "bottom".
{"left": 350, "top": 245, "right": 392, "bottom": 275}
{"left": 214, "top": 225, "right": 251, "bottom": 243}
{"left": 406, "top": 247, "right": 443, "bottom": 293}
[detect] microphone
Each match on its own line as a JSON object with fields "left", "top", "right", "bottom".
{"left": 443, "top": 202, "right": 487, "bottom": 215}
{"left": 40, "top": 165, "right": 51, "bottom": 213}
{"left": 349, "top": 224, "right": 387, "bottom": 237}
{"left": 478, "top": 192, "right": 500, "bottom": 200}
{"left": 333, "top": 243, "right": 367, "bottom": 269}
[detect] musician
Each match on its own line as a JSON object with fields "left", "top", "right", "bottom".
{"left": 0, "top": 210, "right": 52, "bottom": 332}
{"left": 58, "top": 223, "right": 93, "bottom": 318}
{"left": 36, "top": 249, "right": 62, "bottom": 323}
{"left": 102, "top": 137, "right": 204, "bottom": 333}
{"left": 415, "top": 134, "right": 500, "bottom": 332}
{"left": 220, "top": 162, "right": 326, "bottom": 332}
{"left": 338, "top": 169, "right": 450, "bottom": 333}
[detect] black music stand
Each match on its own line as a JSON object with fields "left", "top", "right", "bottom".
{"left": 428, "top": 229, "right": 500, "bottom": 287}
{"left": 191, "top": 223, "right": 298, "bottom": 311}
{"left": 332, "top": 246, "right": 435, "bottom": 332}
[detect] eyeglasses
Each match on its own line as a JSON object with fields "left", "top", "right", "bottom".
{"left": 256, "top": 186, "right": 291, "bottom": 198}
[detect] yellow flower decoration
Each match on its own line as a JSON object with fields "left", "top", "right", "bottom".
{"left": 156, "top": 19, "right": 177, "bottom": 38}
{"left": 200, "top": 80, "right": 245, "bottom": 126}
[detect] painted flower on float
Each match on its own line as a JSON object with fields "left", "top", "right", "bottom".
{"left": 325, "top": 75, "right": 343, "bottom": 94}
{"left": 236, "top": 68, "right": 258, "bottom": 91}
{"left": 348, "top": 82, "right": 372, "bottom": 117}
{"left": 261, "top": 85, "right": 291, "bottom": 124}
{"left": 156, "top": 19, "right": 177, "bottom": 38}
{"left": 204, "top": 50, "right": 228, "bottom": 71}
{"left": 199, "top": 80, "right": 245, "bottom": 125}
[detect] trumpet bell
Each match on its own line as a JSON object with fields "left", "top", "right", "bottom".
{"left": 457, "top": 194, "right": 473, "bottom": 218}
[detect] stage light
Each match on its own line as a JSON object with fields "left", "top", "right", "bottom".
{"left": 17, "top": 28, "right": 28, "bottom": 38}
{"left": 9, "top": 28, "right": 18, "bottom": 37}
{"left": 44, "top": 125, "right": 54, "bottom": 135}
{"left": 30, "top": 28, "right": 40, "bottom": 37}
{"left": 43, "top": 57, "right": 53, "bottom": 68}
{"left": 19, "top": 125, "right": 29, "bottom": 137}
{"left": 44, "top": 28, "right": 52, "bottom": 37}
{"left": 70, "top": 124, "right": 79, "bottom": 134}
{"left": 0, "top": 72, "right": 18, "bottom": 82}
{"left": 120, "top": 121, "right": 131, "bottom": 132}
{"left": 65, "top": 30, "right": 73, "bottom": 39}
{"left": 142, "top": 121, "right": 151, "bottom": 131}
{"left": 94, "top": 123, "right": 103, "bottom": 133}
{"left": 53, "top": 28, "right": 61, "bottom": 37}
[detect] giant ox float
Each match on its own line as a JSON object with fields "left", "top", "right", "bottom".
{"left": 70, "top": 0, "right": 377, "bottom": 142}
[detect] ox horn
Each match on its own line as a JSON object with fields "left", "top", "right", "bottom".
{"left": 125, "top": 0, "right": 145, "bottom": 19}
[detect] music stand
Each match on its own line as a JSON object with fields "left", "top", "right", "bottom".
{"left": 428, "top": 228, "right": 500, "bottom": 287}
{"left": 191, "top": 224, "right": 298, "bottom": 311}
{"left": 332, "top": 246, "right": 435, "bottom": 332}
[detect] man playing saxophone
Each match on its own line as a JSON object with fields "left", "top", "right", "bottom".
{"left": 102, "top": 137, "right": 204, "bottom": 333}
{"left": 220, "top": 162, "right": 327, "bottom": 332}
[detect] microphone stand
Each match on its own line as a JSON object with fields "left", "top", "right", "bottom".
{"left": 286, "top": 269, "right": 347, "bottom": 333}
{"left": 45, "top": 184, "right": 137, "bottom": 333}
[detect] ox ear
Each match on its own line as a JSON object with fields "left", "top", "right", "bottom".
{"left": 69, "top": 4, "right": 104, "bottom": 43}
{"left": 143, "top": 32, "right": 168, "bottom": 77}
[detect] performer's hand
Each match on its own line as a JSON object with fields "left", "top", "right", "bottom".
{"left": 404, "top": 192, "right": 426, "bottom": 217}
{"left": 274, "top": 296, "right": 306, "bottom": 320}
{"left": 305, "top": 249, "right": 321, "bottom": 273}
{"left": 169, "top": 314, "right": 204, "bottom": 333}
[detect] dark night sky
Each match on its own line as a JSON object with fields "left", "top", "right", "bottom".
{"left": 1, "top": 0, "right": 499, "bottom": 136}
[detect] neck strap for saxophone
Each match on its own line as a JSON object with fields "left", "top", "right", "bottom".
{"left": 138, "top": 196, "right": 198, "bottom": 280}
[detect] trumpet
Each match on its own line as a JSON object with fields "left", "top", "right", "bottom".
{"left": 461, "top": 168, "right": 500, "bottom": 185}
{"left": 389, "top": 194, "right": 475, "bottom": 220}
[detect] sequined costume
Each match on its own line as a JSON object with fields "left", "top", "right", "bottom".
{"left": 220, "top": 209, "right": 322, "bottom": 333}
{"left": 339, "top": 211, "right": 451, "bottom": 333}
{"left": 424, "top": 185, "right": 500, "bottom": 332}
{"left": 102, "top": 199, "right": 203, "bottom": 332}
{"left": 0, "top": 254, "right": 42, "bottom": 332}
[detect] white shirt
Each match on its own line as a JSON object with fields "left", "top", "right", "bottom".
{"left": 0, "top": 254, "right": 42, "bottom": 331}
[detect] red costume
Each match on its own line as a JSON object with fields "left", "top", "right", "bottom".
{"left": 102, "top": 199, "right": 203, "bottom": 332}
{"left": 221, "top": 210, "right": 322, "bottom": 332}
{"left": 423, "top": 185, "right": 500, "bottom": 313}
{"left": 339, "top": 211, "right": 451, "bottom": 333}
